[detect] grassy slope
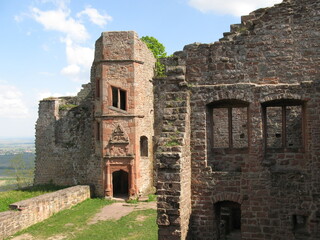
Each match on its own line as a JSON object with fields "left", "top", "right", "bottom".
{"left": 0, "top": 185, "right": 65, "bottom": 212}
{"left": 10, "top": 199, "right": 157, "bottom": 240}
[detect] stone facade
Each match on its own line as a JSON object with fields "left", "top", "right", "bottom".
{"left": 155, "top": 0, "right": 320, "bottom": 239}
{"left": 34, "top": 0, "right": 320, "bottom": 239}
{"left": 35, "top": 31, "right": 156, "bottom": 198}
{"left": 0, "top": 185, "right": 90, "bottom": 239}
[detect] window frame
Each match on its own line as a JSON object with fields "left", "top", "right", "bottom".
{"left": 262, "top": 99, "right": 305, "bottom": 153}
{"left": 209, "top": 100, "right": 249, "bottom": 153}
{"left": 110, "top": 86, "right": 127, "bottom": 111}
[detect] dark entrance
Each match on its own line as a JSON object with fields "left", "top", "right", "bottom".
{"left": 215, "top": 201, "right": 241, "bottom": 240}
{"left": 112, "top": 170, "right": 129, "bottom": 198}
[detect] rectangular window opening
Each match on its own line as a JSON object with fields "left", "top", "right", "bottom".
{"left": 212, "top": 105, "right": 248, "bottom": 150}
{"left": 265, "top": 103, "right": 303, "bottom": 150}
{"left": 96, "top": 79, "right": 100, "bottom": 99}
{"left": 111, "top": 86, "right": 127, "bottom": 111}
{"left": 120, "top": 89, "right": 126, "bottom": 110}
{"left": 112, "top": 87, "right": 118, "bottom": 108}
{"left": 96, "top": 122, "right": 101, "bottom": 141}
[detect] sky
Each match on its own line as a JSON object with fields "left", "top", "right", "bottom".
{"left": 0, "top": 0, "right": 282, "bottom": 139}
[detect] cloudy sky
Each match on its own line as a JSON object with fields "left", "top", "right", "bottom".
{"left": 0, "top": 0, "right": 282, "bottom": 138}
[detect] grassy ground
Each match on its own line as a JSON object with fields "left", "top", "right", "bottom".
{"left": 0, "top": 184, "right": 66, "bottom": 212}
{"left": 8, "top": 198, "right": 157, "bottom": 240}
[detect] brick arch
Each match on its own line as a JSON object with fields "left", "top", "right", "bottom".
{"left": 212, "top": 192, "right": 242, "bottom": 204}
{"left": 260, "top": 93, "right": 303, "bottom": 104}
{"left": 204, "top": 88, "right": 254, "bottom": 105}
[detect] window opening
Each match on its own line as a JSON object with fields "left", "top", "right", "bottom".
{"left": 120, "top": 89, "right": 126, "bottom": 110}
{"left": 112, "top": 87, "right": 118, "bottom": 108}
{"left": 96, "top": 122, "right": 101, "bottom": 141}
{"left": 111, "top": 86, "right": 126, "bottom": 111}
{"left": 96, "top": 79, "right": 100, "bottom": 99}
{"left": 264, "top": 100, "right": 303, "bottom": 150}
{"left": 211, "top": 101, "right": 248, "bottom": 149}
{"left": 140, "top": 136, "right": 148, "bottom": 157}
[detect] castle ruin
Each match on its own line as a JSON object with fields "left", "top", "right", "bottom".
{"left": 35, "top": 0, "right": 320, "bottom": 239}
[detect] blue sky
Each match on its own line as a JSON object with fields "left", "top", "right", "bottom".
{"left": 0, "top": 0, "right": 282, "bottom": 138}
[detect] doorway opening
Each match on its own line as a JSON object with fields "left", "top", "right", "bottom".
{"left": 112, "top": 170, "right": 129, "bottom": 198}
{"left": 215, "top": 201, "right": 241, "bottom": 240}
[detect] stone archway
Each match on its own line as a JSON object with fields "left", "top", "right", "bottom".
{"left": 112, "top": 170, "right": 129, "bottom": 198}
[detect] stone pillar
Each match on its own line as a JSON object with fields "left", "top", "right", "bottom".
{"left": 129, "top": 161, "right": 135, "bottom": 197}
{"left": 155, "top": 55, "right": 192, "bottom": 239}
{"left": 105, "top": 161, "right": 112, "bottom": 197}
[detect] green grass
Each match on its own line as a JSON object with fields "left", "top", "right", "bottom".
{"left": 0, "top": 184, "right": 66, "bottom": 212}
{"left": 9, "top": 199, "right": 157, "bottom": 240}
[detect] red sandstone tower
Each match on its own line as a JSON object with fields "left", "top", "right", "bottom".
{"left": 92, "top": 31, "right": 156, "bottom": 198}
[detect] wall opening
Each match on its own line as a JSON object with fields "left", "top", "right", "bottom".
{"left": 111, "top": 86, "right": 127, "bottom": 111}
{"left": 140, "top": 136, "right": 148, "bottom": 157}
{"left": 95, "top": 78, "right": 100, "bottom": 99}
{"left": 112, "top": 170, "right": 129, "bottom": 198}
{"left": 262, "top": 99, "right": 304, "bottom": 152}
{"left": 215, "top": 201, "right": 241, "bottom": 240}
{"left": 96, "top": 121, "right": 100, "bottom": 141}
{"left": 208, "top": 100, "right": 249, "bottom": 152}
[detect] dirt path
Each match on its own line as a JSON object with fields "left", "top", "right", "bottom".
{"left": 88, "top": 201, "right": 156, "bottom": 224}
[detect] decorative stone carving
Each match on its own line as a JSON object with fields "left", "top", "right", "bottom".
{"left": 109, "top": 125, "right": 129, "bottom": 144}
{"left": 109, "top": 145, "right": 129, "bottom": 157}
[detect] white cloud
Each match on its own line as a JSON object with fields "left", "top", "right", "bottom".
{"left": 31, "top": 7, "right": 89, "bottom": 42}
{"left": 26, "top": 2, "right": 108, "bottom": 83}
{"left": 77, "top": 6, "right": 112, "bottom": 27}
{"left": 60, "top": 38, "right": 94, "bottom": 82}
{"left": 63, "top": 38, "right": 93, "bottom": 68}
{"left": 188, "top": 0, "right": 283, "bottom": 16}
{"left": 61, "top": 64, "right": 80, "bottom": 76}
{"left": 0, "top": 84, "right": 29, "bottom": 118}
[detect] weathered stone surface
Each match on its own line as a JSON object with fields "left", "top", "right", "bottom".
{"left": 35, "top": 32, "right": 156, "bottom": 198}
{"left": 154, "top": 0, "right": 320, "bottom": 239}
{"left": 0, "top": 185, "right": 90, "bottom": 239}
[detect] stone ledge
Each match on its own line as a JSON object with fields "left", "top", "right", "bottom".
{"left": 0, "top": 185, "right": 90, "bottom": 239}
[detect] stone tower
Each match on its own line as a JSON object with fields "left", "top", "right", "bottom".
{"left": 35, "top": 31, "right": 156, "bottom": 199}
{"left": 92, "top": 31, "right": 156, "bottom": 198}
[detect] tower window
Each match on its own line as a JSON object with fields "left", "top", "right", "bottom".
{"left": 111, "top": 86, "right": 127, "bottom": 111}
{"left": 96, "top": 78, "right": 100, "bottom": 99}
{"left": 96, "top": 122, "right": 101, "bottom": 141}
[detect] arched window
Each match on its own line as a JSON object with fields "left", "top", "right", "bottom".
{"left": 140, "top": 136, "right": 148, "bottom": 157}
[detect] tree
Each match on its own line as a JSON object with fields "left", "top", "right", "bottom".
{"left": 6, "top": 154, "right": 34, "bottom": 189}
{"left": 141, "top": 36, "right": 167, "bottom": 76}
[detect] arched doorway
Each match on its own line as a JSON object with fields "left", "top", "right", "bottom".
{"left": 215, "top": 201, "right": 241, "bottom": 240}
{"left": 112, "top": 170, "right": 129, "bottom": 198}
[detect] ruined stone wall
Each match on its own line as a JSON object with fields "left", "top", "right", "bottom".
{"left": 155, "top": 53, "right": 192, "bottom": 239}
{"left": 0, "top": 185, "right": 90, "bottom": 239}
{"left": 34, "top": 83, "right": 96, "bottom": 188}
{"left": 156, "top": 0, "right": 320, "bottom": 239}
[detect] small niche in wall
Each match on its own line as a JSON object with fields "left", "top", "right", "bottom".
{"left": 140, "top": 136, "right": 148, "bottom": 157}
{"left": 292, "top": 215, "right": 308, "bottom": 234}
